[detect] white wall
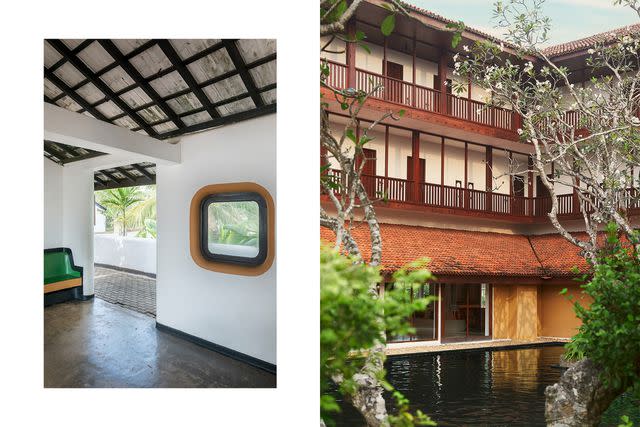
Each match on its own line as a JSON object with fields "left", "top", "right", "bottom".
{"left": 94, "top": 208, "right": 106, "bottom": 233}
{"left": 156, "top": 114, "right": 276, "bottom": 365}
{"left": 95, "top": 234, "right": 156, "bottom": 274}
{"left": 61, "top": 167, "right": 95, "bottom": 296}
{"left": 44, "top": 158, "right": 95, "bottom": 295}
{"left": 44, "top": 158, "right": 63, "bottom": 249}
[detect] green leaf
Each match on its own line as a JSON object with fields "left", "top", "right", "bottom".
{"left": 398, "top": 109, "right": 405, "bottom": 117}
{"left": 345, "top": 128, "right": 357, "bottom": 142}
{"left": 451, "top": 33, "right": 462, "bottom": 48}
{"left": 359, "top": 135, "right": 373, "bottom": 146}
{"left": 559, "top": 288, "right": 568, "bottom": 295}
{"left": 380, "top": 14, "right": 396, "bottom": 37}
{"left": 340, "top": 102, "right": 348, "bottom": 110}
{"left": 358, "top": 42, "right": 371, "bottom": 54}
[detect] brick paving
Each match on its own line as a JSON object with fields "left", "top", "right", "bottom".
{"left": 94, "top": 266, "right": 156, "bottom": 318}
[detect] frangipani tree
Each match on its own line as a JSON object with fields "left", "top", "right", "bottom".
{"left": 320, "top": 1, "right": 436, "bottom": 426}
{"left": 452, "top": 0, "right": 640, "bottom": 425}
{"left": 453, "top": 0, "right": 640, "bottom": 263}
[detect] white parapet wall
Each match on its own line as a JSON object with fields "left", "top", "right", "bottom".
{"left": 94, "top": 234, "right": 156, "bottom": 274}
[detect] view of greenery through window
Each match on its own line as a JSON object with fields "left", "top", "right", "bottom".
{"left": 95, "top": 185, "right": 156, "bottom": 238}
{"left": 207, "top": 201, "right": 259, "bottom": 257}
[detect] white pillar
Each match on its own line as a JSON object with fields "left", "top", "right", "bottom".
{"left": 61, "top": 167, "right": 95, "bottom": 296}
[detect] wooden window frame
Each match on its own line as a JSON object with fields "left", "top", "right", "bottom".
{"left": 190, "top": 182, "right": 275, "bottom": 276}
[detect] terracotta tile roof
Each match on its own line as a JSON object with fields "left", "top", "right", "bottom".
{"left": 542, "top": 23, "right": 640, "bottom": 58}
{"left": 398, "top": 0, "right": 638, "bottom": 59}
{"left": 398, "top": 1, "right": 515, "bottom": 49}
{"left": 321, "top": 223, "right": 590, "bottom": 278}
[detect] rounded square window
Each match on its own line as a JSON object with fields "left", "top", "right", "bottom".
{"left": 200, "top": 192, "right": 268, "bottom": 266}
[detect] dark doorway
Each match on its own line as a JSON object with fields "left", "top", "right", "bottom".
{"left": 512, "top": 175, "right": 526, "bottom": 215}
{"left": 385, "top": 60, "right": 404, "bottom": 104}
{"left": 356, "top": 148, "right": 377, "bottom": 198}
{"left": 535, "top": 175, "right": 552, "bottom": 216}
{"left": 407, "top": 156, "right": 426, "bottom": 203}
{"left": 434, "top": 74, "right": 453, "bottom": 113}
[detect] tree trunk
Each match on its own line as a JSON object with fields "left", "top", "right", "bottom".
{"left": 545, "top": 358, "right": 622, "bottom": 427}
{"left": 348, "top": 340, "right": 390, "bottom": 427}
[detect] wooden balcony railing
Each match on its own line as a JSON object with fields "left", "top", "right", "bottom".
{"left": 325, "top": 169, "right": 640, "bottom": 220}
{"left": 323, "top": 60, "right": 640, "bottom": 140}
{"left": 323, "top": 59, "right": 516, "bottom": 132}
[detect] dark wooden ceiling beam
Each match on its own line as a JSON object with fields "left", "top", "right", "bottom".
{"left": 98, "top": 40, "right": 186, "bottom": 130}
{"left": 94, "top": 166, "right": 155, "bottom": 190}
{"left": 46, "top": 39, "right": 158, "bottom": 137}
{"left": 222, "top": 40, "right": 264, "bottom": 108}
{"left": 44, "top": 140, "right": 107, "bottom": 165}
{"left": 115, "top": 167, "right": 138, "bottom": 183}
{"left": 129, "top": 82, "right": 277, "bottom": 130}
{"left": 44, "top": 67, "right": 109, "bottom": 122}
{"left": 46, "top": 39, "right": 95, "bottom": 74}
{"left": 100, "top": 169, "right": 126, "bottom": 184}
{"left": 123, "top": 41, "right": 226, "bottom": 84}
{"left": 93, "top": 39, "right": 159, "bottom": 77}
{"left": 156, "top": 39, "right": 221, "bottom": 120}
{"left": 65, "top": 151, "right": 107, "bottom": 163}
{"left": 130, "top": 163, "right": 154, "bottom": 180}
{"left": 87, "top": 51, "right": 276, "bottom": 114}
{"left": 157, "top": 102, "right": 275, "bottom": 140}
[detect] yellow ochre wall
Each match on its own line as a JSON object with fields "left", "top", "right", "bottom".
{"left": 540, "top": 284, "right": 590, "bottom": 338}
{"left": 493, "top": 283, "right": 587, "bottom": 340}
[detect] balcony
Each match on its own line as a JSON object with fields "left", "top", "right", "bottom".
{"left": 324, "top": 60, "right": 519, "bottom": 134}
{"left": 324, "top": 169, "right": 640, "bottom": 221}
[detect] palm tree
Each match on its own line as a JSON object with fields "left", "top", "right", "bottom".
{"left": 96, "top": 187, "right": 144, "bottom": 236}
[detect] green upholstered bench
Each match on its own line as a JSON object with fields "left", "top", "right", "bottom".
{"left": 44, "top": 248, "right": 83, "bottom": 306}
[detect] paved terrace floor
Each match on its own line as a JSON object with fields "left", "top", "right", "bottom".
{"left": 94, "top": 266, "right": 155, "bottom": 317}
{"left": 44, "top": 298, "right": 276, "bottom": 387}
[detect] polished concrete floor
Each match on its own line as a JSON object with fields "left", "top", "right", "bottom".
{"left": 44, "top": 298, "right": 276, "bottom": 388}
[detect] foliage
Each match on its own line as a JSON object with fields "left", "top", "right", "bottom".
{"left": 565, "top": 223, "right": 640, "bottom": 398}
{"left": 320, "top": 246, "right": 436, "bottom": 427}
{"left": 136, "top": 218, "right": 156, "bottom": 239}
{"left": 96, "top": 187, "right": 144, "bottom": 236}
{"left": 96, "top": 185, "right": 156, "bottom": 237}
{"left": 207, "top": 201, "right": 258, "bottom": 247}
{"left": 320, "top": 2, "right": 446, "bottom": 425}
{"left": 452, "top": 0, "right": 640, "bottom": 262}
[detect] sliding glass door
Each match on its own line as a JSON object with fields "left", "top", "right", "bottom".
{"left": 443, "top": 284, "right": 490, "bottom": 340}
{"left": 388, "top": 283, "right": 438, "bottom": 342}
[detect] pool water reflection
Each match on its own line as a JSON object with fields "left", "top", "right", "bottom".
{"left": 334, "top": 345, "right": 639, "bottom": 426}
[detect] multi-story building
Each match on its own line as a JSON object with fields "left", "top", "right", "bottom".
{"left": 321, "top": 1, "right": 639, "bottom": 343}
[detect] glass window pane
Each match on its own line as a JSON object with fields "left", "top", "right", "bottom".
{"left": 207, "top": 200, "right": 260, "bottom": 258}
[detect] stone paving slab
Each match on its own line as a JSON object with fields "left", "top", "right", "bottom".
{"left": 94, "top": 266, "right": 156, "bottom": 317}
{"left": 385, "top": 337, "right": 569, "bottom": 356}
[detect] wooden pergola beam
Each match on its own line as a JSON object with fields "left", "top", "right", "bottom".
{"left": 128, "top": 82, "right": 277, "bottom": 130}
{"left": 130, "top": 163, "right": 154, "bottom": 180}
{"left": 157, "top": 103, "right": 276, "bottom": 140}
{"left": 156, "top": 39, "right": 222, "bottom": 122}
{"left": 46, "top": 39, "right": 158, "bottom": 137}
{"left": 98, "top": 40, "right": 186, "bottom": 130}
{"left": 222, "top": 40, "right": 265, "bottom": 108}
{"left": 44, "top": 68, "right": 109, "bottom": 122}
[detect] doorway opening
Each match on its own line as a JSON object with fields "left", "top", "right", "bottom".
{"left": 93, "top": 173, "right": 157, "bottom": 318}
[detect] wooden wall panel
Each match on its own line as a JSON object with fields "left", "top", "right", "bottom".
{"left": 515, "top": 285, "right": 538, "bottom": 340}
